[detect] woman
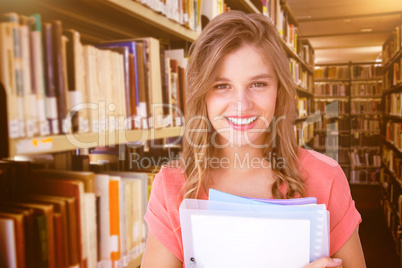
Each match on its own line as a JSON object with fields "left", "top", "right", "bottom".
{"left": 142, "top": 11, "right": 366, "bottom": 268}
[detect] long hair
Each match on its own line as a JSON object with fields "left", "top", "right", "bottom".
{"left": 180, "top": 10, "right": 305, "bottom": 199}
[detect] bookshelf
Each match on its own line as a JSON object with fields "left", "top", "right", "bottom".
{"left": 313, "top": 62, "right": 382, "bottom": 185}
{"left": 381, "top": 22, "right": 402, "bottom": 262}
{"left": 0, "top": 0, "right": 317, "bottom": 267}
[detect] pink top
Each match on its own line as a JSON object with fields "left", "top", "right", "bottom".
{"left": 144, "top": 147, "right": 362, "bottom": 264}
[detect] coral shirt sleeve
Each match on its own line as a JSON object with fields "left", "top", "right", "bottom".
{"left": 327, "top": 165, "right": 362, "bottom": 256}
{"left": 144, "top": 169, "right": 184, "bottom": 262}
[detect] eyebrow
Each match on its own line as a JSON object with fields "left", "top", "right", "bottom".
{"left": 214, "top": 73, "right": 274, "bottom": 82}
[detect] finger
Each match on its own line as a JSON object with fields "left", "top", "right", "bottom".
{"left": 303, "top": 257, "right": 342, "bottom": 268}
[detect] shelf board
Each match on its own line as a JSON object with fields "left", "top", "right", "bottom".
{"left": 296, "top": 86, "right": 313, "bottom": 96}
{"left": 383, "top": 49, "right": 402, "bottom": 70}
{"left": 125, "top": 253, "right": 142, "bottom": 268}
{"left": 350, "top": 77, "right": 383, "bottom": 82}
{"left": 314, "top": 78, "right": 350, "bottom": 83}
{"left": 385, "top": 114, "right": 402, "bottom": 121}
{"left": 384, "top": 139, "right": 402, "bottom": 158}
{"left": 225, "top": 0, "right": 261, "bottom": 13}
{"left": 349, "top": 181, "right": 380, "bottom": 186}
{"left": 93, "top": 0, "right": 199, "bottom": 42}
{"left": 282, "top": 39, "right": 314, "bottom": 74}
{"left": 314, "top": 96, "right": 349, "bottom": 100}
{"left": 350, "top": 112, "right": 382, "bottom": 116}
{"left": 383, "top": 83, "right": 402, "bottom": 95}
{"left": 9, "top": 127, "right": 184, "bottom": 156}
{"left": 350, "top": 95, "right": 382, "bottom": 99}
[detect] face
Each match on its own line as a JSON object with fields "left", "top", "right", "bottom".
{"left": 205, "top": 44, "right": 278, "bottom": 148}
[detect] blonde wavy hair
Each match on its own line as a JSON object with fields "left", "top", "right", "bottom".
{"left": 179, "top": 10, "right": 305, "bottom": 199}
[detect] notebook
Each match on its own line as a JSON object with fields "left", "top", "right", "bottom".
{"left": 180, "top": 195, "right": 329, "bottom": 268}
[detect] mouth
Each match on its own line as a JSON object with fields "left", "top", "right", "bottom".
{"left": 225, "top": 116, "right": 259, "bottom": 126}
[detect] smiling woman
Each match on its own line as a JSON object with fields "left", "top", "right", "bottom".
{"left": 141, "top": 10, "right": 366, "bottom": 268}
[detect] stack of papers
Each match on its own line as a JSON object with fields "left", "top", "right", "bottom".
{"left": 180, "top": 189, "right": 330, "bottom": 268}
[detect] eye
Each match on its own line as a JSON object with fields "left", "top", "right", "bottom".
{"left": 251, "top": 82, "right": 267, "bottom": 88}
{"left": 213, "top": 84, "right": 231, "bottom": 90}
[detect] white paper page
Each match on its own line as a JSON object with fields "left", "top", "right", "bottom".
{"left": 190, "top": 214, "right": 310, "bottom": 268}
{"left": 0, "top": 219, "right": 17, "bottom": 268}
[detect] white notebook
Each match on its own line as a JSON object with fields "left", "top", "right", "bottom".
{"left": 180, "top": 199, "right": 330, "bottom": 268}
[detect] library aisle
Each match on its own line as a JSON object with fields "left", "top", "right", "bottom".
{"left": 352, "top": 185, "right": 400, "bottom": 267}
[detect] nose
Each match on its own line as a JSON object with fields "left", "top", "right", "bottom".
{"left": 229, "top": 88, "right": 253, "bottom": 112}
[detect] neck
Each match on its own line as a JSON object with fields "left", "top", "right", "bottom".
{"left": 213, "top": 145, "right": 271, "bottom": 171}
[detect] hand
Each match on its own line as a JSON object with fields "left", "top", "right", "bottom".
{"left": 303, "top": 257, "right": 343, "bottom": 268}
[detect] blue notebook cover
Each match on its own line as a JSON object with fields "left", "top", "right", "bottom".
{"left": 209, "top": 188, "right": 317, "bottom": 206}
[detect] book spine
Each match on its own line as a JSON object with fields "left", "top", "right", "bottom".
{"left": 20, "top": 21, "right": 37, "bottom": 138}
{"left": 0, "top": 22, "right": 19, "bottom": 139}
{"left": 52, "top": 20, "right": 68, "bottom": 134}
{"left": 42, "top": 23, "right": 59, "bottom": 135}
{"left": 29, "top": 14, "right": 50, "bottom": 137}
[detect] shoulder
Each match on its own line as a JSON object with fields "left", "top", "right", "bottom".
{"left": 297, "top": 147, "right": 348, "bottom": 203}
{"left": 298, "top": 147, "right": 339, "bottom": 170}
{"left": 150, "top": 163, "right": 187, "bottom": 205}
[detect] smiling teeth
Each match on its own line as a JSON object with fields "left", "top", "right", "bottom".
{"left": 227, "top": 116, "right": 258, "bottom": 125}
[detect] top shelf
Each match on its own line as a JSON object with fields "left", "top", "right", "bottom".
{"left": 225, "top": 0, "right": 261, "bottom": 14}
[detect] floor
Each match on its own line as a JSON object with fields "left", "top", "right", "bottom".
{"left": 351, "top": 185, "right": 400, "bottom": 268}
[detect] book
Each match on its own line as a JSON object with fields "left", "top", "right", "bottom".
{"left": 0, "top": 218, "right": 17, "bottom": 267}
{"left": 0, "top": 21, "right": 19, "bottom": 139}
{"left": 42, "top": 22, "right": 59, "bottom": 135}
{"left": 7, "top": 201, "right": 55, "bottom": 268}
{"left": 0, "top": 212, "right": 25, "bottom": 268}
{"left": 134, "top": 37, "right": 164, "bottom": 129}
{"left": 29, "top": 14, "right": 50, "bottom": 137}
{"left": 52, "top": 20, "right": 68, "bottom": 134}
{"left": 64, "top": 29, "right": 86, "bottom": 133}
{"left": 26, "top": 177, "right": 85, "bottom": 267}
{"left": 24, "top": 194, "right": 70, "bottom": 268}
{"left": 0, "top": 206, "right": 35, "bottom": 266}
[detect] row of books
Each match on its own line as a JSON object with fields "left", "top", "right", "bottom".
{"left": 384, "top": 57, "right": 402, "bottom": 89}
{"left": 314, "top": 117, "right": 350, "bottom": 132}
{"left": 349, "top": 168, "right": 380, "bottom": 184}
{"left": 386, "top": 121, "right": 402, "bottom": 151}
{"left": 0, "top": 162, "right": 154, "bottom": 268}
{"left": 350, "top": 132, "right": 380, "bottom": 147}
{"left": 134, "top": 0, "right": 218, "bottom": 33}
{"left": 312, "top": 134, "right": 339, "bottom": 148}
{"left": 314, "top": 66, "right": 350, "bottom": 80}
{"left": 381, "top": 198, "right": 400, "bottom": 247}
{"left": 313, "top": 100, "right": 350, "bottom": 114}
{"left": 385, "top": 92, "right": 402, "bottom": 117}
{"left": 383, "top": 24, "right": 402, "bottom": 64}
{"left": 351, "top": 116, "right": 380, "bottom": 131}
{"left": 348, "top": 150, "right": 381, "bottom": 167}
{"left": 350, "top": 65, "right": 382, "bottom": 79}
{"left": 261, "top": 0, "right": 315, "bottom": 67}
{"left": 290, "top": 58, "right": 313, "bottom": 91}
{"left": 0, "top": 12, "right": 187, "bottom": 140}
{"left": 314, "top": 82, "right": 349, "bottom": 96}
{"left": 350, "top": 100, "right": 381, "bottom": 114}
{"left": 350, "top": 81, "right": 383, "bottom": 97}
{"left": 294, "top": 121, "right": 314, "bottom": 146}
{"left": 295, "top": 96, "right": 311, "bottom": 118}
{"left": 382, "top": 146, "right": 402, "bottom": 183}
